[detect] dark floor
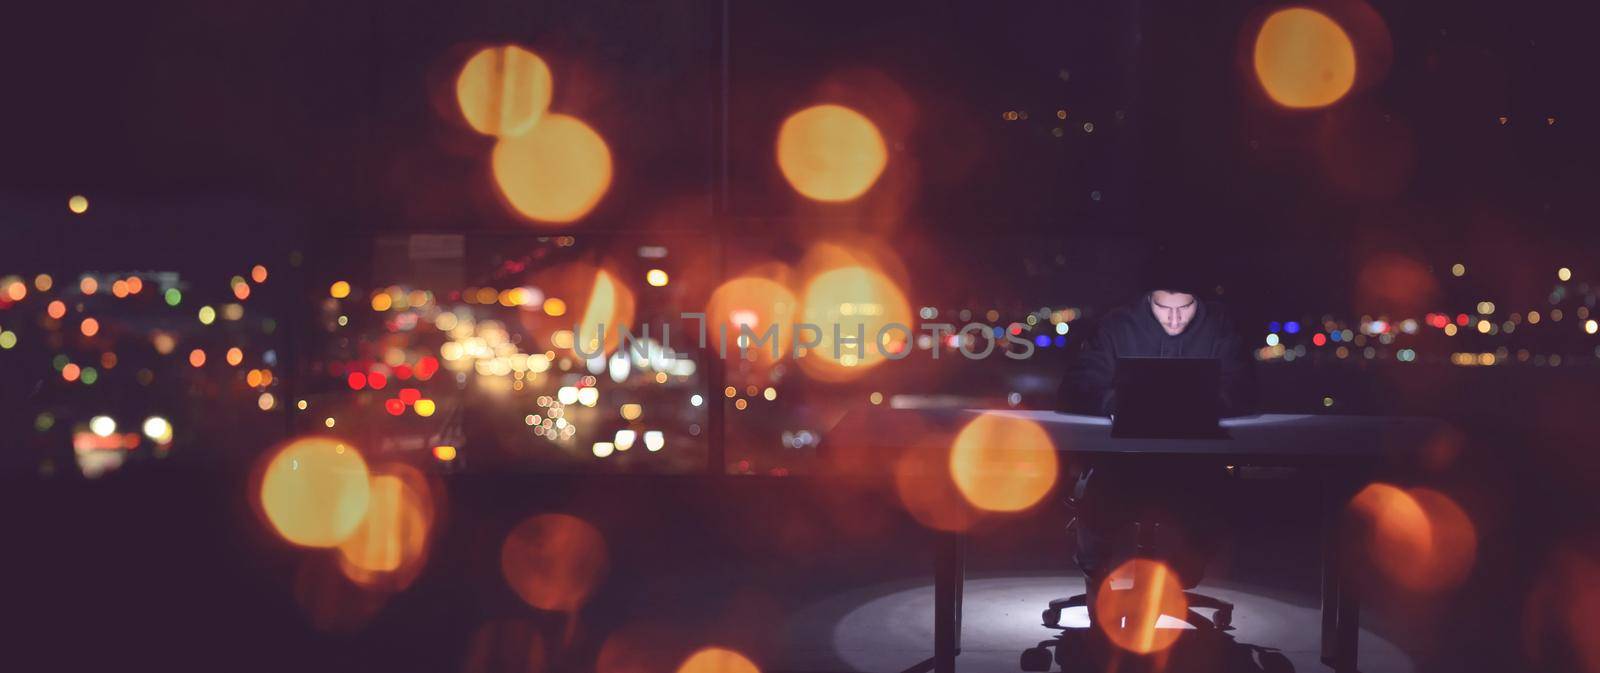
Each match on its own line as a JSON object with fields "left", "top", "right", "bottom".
{"left": 4, "top": 458, "right": 1544, "bottom": 673}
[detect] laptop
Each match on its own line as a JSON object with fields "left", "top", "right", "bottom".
{"left": 1110, "top": 356, "right": 1228, "bottom": 439}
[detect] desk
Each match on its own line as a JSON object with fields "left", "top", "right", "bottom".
{"left": 824, "top": 409, "right": 1446, "bottom": 673}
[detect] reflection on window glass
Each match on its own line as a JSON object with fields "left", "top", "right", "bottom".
{"left": 306, "top": 234, "right": 710, "bottom": 474}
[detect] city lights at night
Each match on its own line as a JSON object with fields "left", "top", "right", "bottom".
{"left": 2, "top": 2, "right": 1598, "bottom": 673}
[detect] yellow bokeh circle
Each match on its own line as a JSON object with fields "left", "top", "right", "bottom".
{"left": 1253, "top": 8, "right": 1356, "bottom": 109}
{"left": 777, "top": 104, "right": 888, "bottom": 202}
{"left": 258, "top": 437, "right": 372, "bottom": 548}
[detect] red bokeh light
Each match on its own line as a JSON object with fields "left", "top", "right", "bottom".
{"left": 415, "top": 356, "right": 439, "bottom": 380}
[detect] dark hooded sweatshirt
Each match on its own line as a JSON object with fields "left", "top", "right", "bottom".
{"left": 1058, "top": 294, "right": 1259, "bottom": 417}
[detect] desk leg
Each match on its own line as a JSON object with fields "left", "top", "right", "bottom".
{"left": 1319, "top": 471, "right": 1360, "bottom": 672}
{"left": 1336, "top": 558, "right": 1361, "bottom": 670}
{"left": 1320, "top": 476, "right": 1339, "bottom": 665}
{"left": 934, "top": 531, "right": 964, "bottom": 673}
{"left": 955, "top": 532, "right": 965, "bottom": 652}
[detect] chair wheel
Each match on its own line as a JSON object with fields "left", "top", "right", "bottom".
{"left": 1020, "top": 646, "right": 1053, "bottom": 672}
{"left": 1042, "top": 608, "right": 1060, "bottom": 627}
{"left": 1214, "top": 607, "right": 1232, "bottom": 629}
{"left": 1054, "top": 632, "right": 1094, "bottom": 673}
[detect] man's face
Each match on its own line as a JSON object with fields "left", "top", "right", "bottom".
{"left": 1150, "top": 291, "right": 1197, "bottom": 335}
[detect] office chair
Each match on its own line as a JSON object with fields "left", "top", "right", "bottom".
{"left": 1039, "top": 518, "right": 1234, "bottom": 629}
{"left": 1021, "top": 468, "right": 1235, "bottom": 672}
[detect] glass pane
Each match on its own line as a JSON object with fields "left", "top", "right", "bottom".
{"left": 301, "top": 232, "right": 711, "bottom": 473}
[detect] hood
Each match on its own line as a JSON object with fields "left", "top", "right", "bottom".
{"left": 1139, "top": 292, "right": 1209, "bottom": 339}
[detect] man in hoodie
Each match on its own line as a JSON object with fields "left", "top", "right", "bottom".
{"left": 1059, "top": 287, "right": 1258, "bottom": 418}
{"left": 1056, "top": 271, "right": 1259, "bottom": 612}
